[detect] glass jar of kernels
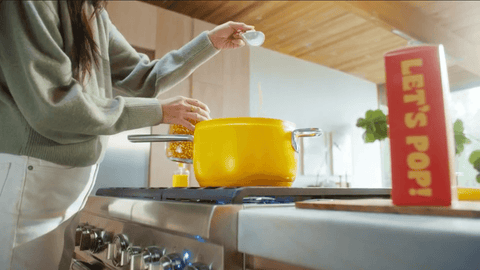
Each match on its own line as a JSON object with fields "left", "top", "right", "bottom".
{"left": 165, "top": 121, "right": 197, "bottom": 163}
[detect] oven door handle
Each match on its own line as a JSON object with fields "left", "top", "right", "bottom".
{"left": 71, "top": 259, "right": 105, "bottom": 270}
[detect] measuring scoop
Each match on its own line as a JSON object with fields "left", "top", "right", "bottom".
{"left": 241, "top": 30, "right": 265, "bottom": 46}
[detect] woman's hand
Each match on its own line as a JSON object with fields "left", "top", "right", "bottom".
{"left": 208, "top": 21, "right": 255, "bottom": 50}
{"left": 160, "top": 96, "right": 211, "bottom": 130}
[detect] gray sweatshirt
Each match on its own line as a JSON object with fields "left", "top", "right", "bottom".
{"left": 0, "top": 1, "right": 219, "bottom": 166}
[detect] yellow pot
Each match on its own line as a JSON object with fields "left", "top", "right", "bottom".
{"left": 129, "top": 117, "right": 322, "bottom": 187}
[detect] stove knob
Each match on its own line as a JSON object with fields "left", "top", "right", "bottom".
{"left": 129, "top": 246, "right": 166, "bottom": 270}
{"left": 111, "top": 234, "right": 130, "bottom": 267}
{"left": 79, "top": 226, "right": 96, "bottom": 251}
{"left": 159, "top": 253, "right": 186, "bottom": 270}
{"left": 90, "top": 229, "right": 113, "bottom": 253}
{"left": 75, "top": 223, "right": 89, "bottom": 246}
{"left": 184, "top": 263, "right": 210, "bottom": 270}
{"left": 127, "top": 246, "right": 143, "bottom": 270}
{"left": 143, "top": 246, "right": 166, "bottom": 265}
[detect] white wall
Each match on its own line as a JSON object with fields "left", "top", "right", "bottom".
{"left": 249, "top": 47, "right": 383, "bottom": 188}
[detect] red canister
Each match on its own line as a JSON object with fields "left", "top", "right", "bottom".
{"left": 384, "top": 45, "right": 456, "bottom": 206}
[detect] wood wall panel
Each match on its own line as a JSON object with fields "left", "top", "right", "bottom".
{"left": 192, "top": 82, "right": 224, "bottom": 119}
{"left": 155, "top": 8, "right": 193, "bottom": 58}
{"left": 192, "top": 19, "right": 225, "bottom": 86}
{"left": 222, "top": 46, "right": 250, "bottom": 118}
{"left": 149, "top": 8, "right": 193, "bottom": 188}
{"left": 105, "top": 1, "right": 157, "bottom": 50}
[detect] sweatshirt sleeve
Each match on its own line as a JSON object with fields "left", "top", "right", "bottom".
{"left": 0, "top": 1, "right": 216, "bottom": 145}
{"left": 106, "top": 11, "right": 219, "bottom": 98}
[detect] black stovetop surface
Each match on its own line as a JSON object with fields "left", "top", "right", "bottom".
{"left": 95, "top": 187, "right": 391, "bottom": 205}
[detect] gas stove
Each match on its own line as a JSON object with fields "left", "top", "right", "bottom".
{"left": 71, "top": 187, "right": 390, "bottom": 270}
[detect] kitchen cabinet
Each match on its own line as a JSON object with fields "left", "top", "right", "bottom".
{"left": 105, "top": 1, "right": 157, "bottom": 51}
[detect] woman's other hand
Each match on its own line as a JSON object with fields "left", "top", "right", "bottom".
{"left": 160, "top": 96, "right": 211, "bottom": 130}
{"left": 208, "top": 21, "right": 255, "bottom": 50}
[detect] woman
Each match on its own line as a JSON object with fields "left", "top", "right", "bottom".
{"left": 0, "top": 0, "right": 254, "bottom": 269}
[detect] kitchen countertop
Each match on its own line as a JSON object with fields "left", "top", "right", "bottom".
{"left": 238, "top": 204, "right": 480, "bottom": 270}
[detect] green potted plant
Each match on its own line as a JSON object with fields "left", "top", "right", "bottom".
{"left": 356, "top": 110, "right": 480, "bottom": 183}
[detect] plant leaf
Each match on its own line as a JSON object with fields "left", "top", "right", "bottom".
{"left": 454, "top": 119, "right": 471, "bottom": 155}
{"left": 365, "top": 110, "right": 374, "bottom": 119}
{"left": 456, "top": 144, "right": 464, "bottom": 155}
{"left": 468, "top": 150, "right": 480, "bottom": 165}
{"left": 356, "top": 118, "right": 365, "bottom": 127}
{"left": 453, "top": 119, "right": 464, "bottom": 133}
{"left": 365, "top": 132, "right": 376, "bottom": 143}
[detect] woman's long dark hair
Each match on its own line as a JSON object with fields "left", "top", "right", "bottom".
{"left": 68, "top": 0, "right": 106, "bottom": 83}
{"left": 1, "top": 0, "right": 106, "bottom": 83}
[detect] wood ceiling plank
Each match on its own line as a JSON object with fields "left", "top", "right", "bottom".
{"left": 266, "top": 8, "right": 357, "bottom": 51}
{"left": 348, "top": 62, "right": 387, "bottom": 79}
{"left": 141, "top": 0, "right": 172, "bottom": 10}
{"left": 189, "top": 2, "right": 229, "bottom": 22}
{"left": 303, "top": 36, "right": 406, "bottom": 83}
{"left": 202, "top": 1, "right": 253, "bottom": 24}
{"left": 284, "top": 14, "right": 370, "bottom": 57}
{"left": 143, "top": 1, "right": 225, "bottom": 22}
{"left": 160, "top": 1, "right": 202, "bottom": 16}
{"left": 368, "top": 70, "right": 388, "bottom": 84}
{"left": 230, "top": 1, "right": 286, "bottom": 25}
{"left": 260, "top": 2, "right": 340, "bottom": 41}
{"left": 336, "top": 1, "right": 480, "bottom": 78}
{"left": 224, "top": 1, "right": 265, "bottom": 24}
{"left": 397, "top": 1, "right": 480, "bottom": 49}
{"left": 302, "top": 28, "right": 403, "bottom": 66}
{"left": 407, "top": 2, "right": 480, "bottom": 45}
{"left": 326, "top": 37, "right": 407, "bottom": 69}
{"left": 251, "top": 2, "right": 325, "bottom": 34}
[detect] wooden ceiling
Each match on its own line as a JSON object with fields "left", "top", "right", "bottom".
{"left": 142, "top": 1, "right": 480, "bottom": 89}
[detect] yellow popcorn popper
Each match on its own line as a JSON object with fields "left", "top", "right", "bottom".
{"left": 128, "top": 117, "right": 322, "bottom": 187}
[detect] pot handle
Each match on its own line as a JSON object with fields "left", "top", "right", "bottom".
{"left": 291, "top": 128, "right": 323, "bottom": 152}
{"left": 128, "top": 134, "right": 194, "bottom": 143}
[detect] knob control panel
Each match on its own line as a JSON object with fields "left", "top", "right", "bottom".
{"left": 75, "top": 217, "right": 221, "bottom": 270}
